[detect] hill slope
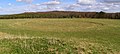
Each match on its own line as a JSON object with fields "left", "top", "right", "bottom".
{"left": 0, "top": 11, "right": 120, "bottom": 19}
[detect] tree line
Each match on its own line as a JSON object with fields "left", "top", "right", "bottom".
{"left": 0, "top": 11, "right": 120, "bottom": 19}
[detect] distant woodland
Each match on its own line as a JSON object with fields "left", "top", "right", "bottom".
{"left": 0, "top": 11, "right": 120, "bottom": 19}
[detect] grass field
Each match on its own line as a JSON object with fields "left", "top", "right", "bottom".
{"left": 0, "top": 18, "right": 120, "bottom": 54}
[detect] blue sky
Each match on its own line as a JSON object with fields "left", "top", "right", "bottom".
{"left": 0, "top": 0, "right": 120, "bottom": 15}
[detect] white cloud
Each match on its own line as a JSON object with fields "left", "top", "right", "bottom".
{"left": 1, "top": 0, "right": 120, "bottom": 15}
{"left": 55, "top": 7, "right": 65, "bottom": 11}
{"left": 8, "top": 3, "right": 12, "bottom": 6}
{"left": 42, "top": 1, "right": 60, "bottom": 5}
{"left": 64, "top": 4, "right": 80, "bottom": 10}
{"left": 16, "top": 0, "right": 33, "bottom": 3}
{"left": 39, "top": 0, "right": 61, "bottom": 11}
{"left": 77, "top": 0, "right": 96, "bottom": 5}
{"left": 72, "top": 0, "right": 120, "bottom": 12}
{"left": 0, "top": 7, "right": 3, "bottom": 11}
{"left": 103, "top": 0, "right": 120, "bottom": 3}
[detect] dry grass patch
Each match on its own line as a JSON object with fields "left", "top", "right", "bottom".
{"left": 0, "top": 37, "right": 118, "bottom": 54}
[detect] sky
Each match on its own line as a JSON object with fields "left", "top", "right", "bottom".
{"left": 0, "top": 0, "right": 120, "bottom": 15}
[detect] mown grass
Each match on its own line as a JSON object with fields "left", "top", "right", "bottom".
{"left": 0, "top": 18, "right": 120, "bottom": 54}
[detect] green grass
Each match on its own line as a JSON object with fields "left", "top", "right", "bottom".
{"left": 0, "top": 18, "right": 120, "bottom": 54}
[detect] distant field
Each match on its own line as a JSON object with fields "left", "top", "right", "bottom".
{"left": 0, "top": 18, "right": 120, "bottom": 54}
